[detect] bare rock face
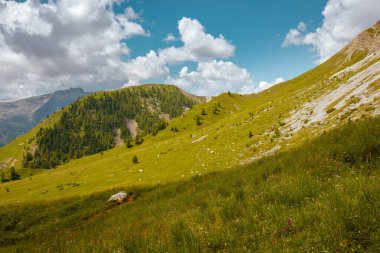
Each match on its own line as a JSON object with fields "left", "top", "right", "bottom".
{"left": 108, "top": 191, "right": 128, "bottom": 203}
{"left": 125, "top": 118, "right": 138, "bottom": 138}
{"left": 344, "top": 21, "right": 380, "bottom": 60}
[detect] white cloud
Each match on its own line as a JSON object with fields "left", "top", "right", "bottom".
{"left": 159, "top": 17, "right": 235, "bottom": 64}
{"left": 167, "top": 60, "right": 253, "bottom": 95}
{"left": 0, "top": 0, "right": 148, "bottom": 101}
{"left": 123, "top": 50, "right": 169, "bottom": 86}
{"left": 125, "top": 6, "right": 140, "bottom": 20}
{"left": 0, "top": 2, "right": 252, "bottom": 100}
{"left": 163, "top": 33, "right": 176, "bottom": 42}
{"left": 282, "top": 0, "right": 380, "bottom": 63}
{"left": 297, "top": 22, "right": 307, "bottom": 32}
{"left": 240, "top": 77, "right": 285, "bottom": 94}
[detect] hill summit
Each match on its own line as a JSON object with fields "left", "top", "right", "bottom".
{"left": 343, "top": 20, "right": 380, "bottom": 60}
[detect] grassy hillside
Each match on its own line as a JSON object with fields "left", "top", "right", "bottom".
{"left": 24, "top": 84, "right": 202, "bottom": 169}
{"left": 0, "top": 22, "right": 379, "bottom": 206}
{"left": 1, "top": 117, "right": 379, "bottom": 252}
{"left": 0, "top": 44, "right": 378, "bottom": 204}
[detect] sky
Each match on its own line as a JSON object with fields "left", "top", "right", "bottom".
{"left": 0, "top": 0, "right": 379, "bottom": 101}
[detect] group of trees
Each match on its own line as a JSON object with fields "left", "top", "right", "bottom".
{"left": 23, "top": 85, "right": 197, "bottom": 169}
{"left": 195, "top": 102, "right": 223, "bottom": 126}
{"left": 0, "top": 166, "right": 20, "bottom": 183}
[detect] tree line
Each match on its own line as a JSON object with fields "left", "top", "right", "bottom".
{"left": 23, "top": 85, "right": 197, "bottom": 169}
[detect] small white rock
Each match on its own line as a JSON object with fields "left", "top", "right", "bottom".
{"left": 108, "top": 191, "right": 127, "bottom": 203}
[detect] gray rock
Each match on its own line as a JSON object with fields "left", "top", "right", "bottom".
{"left": 108, "top": 191, "right": 127, "bottom": 203}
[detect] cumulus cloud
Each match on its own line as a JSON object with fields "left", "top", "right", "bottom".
{"left": 123, "top": 50, "right": 169, "bottom": 86}
{"left": 282, "top": 0, "right": 380, "bottom": 63}
{"left": 125, "top": 6, "right": 140, "bottom": 20}
{"left": 163, "top": 33, "right": 176, "bottom": 42}
{"left": 0, "top": 2, "right": 252, "bottom": 100}
{"left": 167, "top": 60, "right": 253, "bottom": 95}
{"left": 0, "top": 0, "right": 148, "bottom": 101}
{"left": 240, "top": 77, "right": 285, "bottom": 94}
{"left": 159, "top": 17, "right": 235, "bottom": 63}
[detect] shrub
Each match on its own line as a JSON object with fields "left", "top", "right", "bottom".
{"left": 195, "top": 116, "right": 202, "bottom": 125}
{"left": 0, "top": 171, "right": 9, "bottom": 183}
{"left": 10, "top": 167, "right": 20, "bottom": 181}
{"left": 326, "top": 108, "right": 336, "bottom": 114}
{"left": 135, "top": 135, "right": 143, "bottom": 145}
{"left": 132, "top": 155, "right": 139, "bottom": 164}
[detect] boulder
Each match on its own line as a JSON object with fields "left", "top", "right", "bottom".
{"left": 108, "top": 191, "right": 128, "bottom": 203}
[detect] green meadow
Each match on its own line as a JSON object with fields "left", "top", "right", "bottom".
{"left": 0, "top": 24, "right": 379, "bottom": 252}
{"left": 1, "top": 117, "right": 379, "bottom": 252}
{"left": 1, "top": 47, "right": 377, "bottom": 205}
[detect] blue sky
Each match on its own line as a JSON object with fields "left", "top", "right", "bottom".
{"left": 122, "top": 0, "right": 326, "bottom": 82}
{"left": 0, "top": 0, "right": 379, "bottom": 100}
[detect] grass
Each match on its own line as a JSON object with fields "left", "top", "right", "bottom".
{"left": 0, "top": 117, "right": 379, "bottom": 252}
{"left": 0, "top": 43, "right": 378, "bottom": 205}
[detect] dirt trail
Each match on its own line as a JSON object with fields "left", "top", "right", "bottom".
{"left": 192, "top": 135, "right": 208, "bottom": 144}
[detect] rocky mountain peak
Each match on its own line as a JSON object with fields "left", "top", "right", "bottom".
{"left": 344, "top": 21, "right": 380, "bottom": 59}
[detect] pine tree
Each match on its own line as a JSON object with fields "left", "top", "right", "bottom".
{"left": 126, "top": 138, "right": 133, "bottom": 148}
{"left": 249, "top": 130, "right": 253, "bottom": 138}
{"left": 195, "top": 116, "right": 202, "bottom": 125}
{"left": 10, "top": 166, "right": 20, "bottom": 181}
{"left": 132, "top": 155, "right": 139, "bottom": 164}
{"left": 0, "top": 171, "right": 8, "bottom": 183}
{"left": 212, "top": 104, "right": 219, "bottom": 115}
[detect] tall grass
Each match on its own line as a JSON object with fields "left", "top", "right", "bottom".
{"left": 1, "top": 118, "right": 379, "bottom": 252}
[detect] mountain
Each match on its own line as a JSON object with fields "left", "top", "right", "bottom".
{"left": 0, "top": 21, "right": 379, "bottom": 197}
{"left": 22, "top": 84, "right": 205, "bottom": 169}
{"left": 0, "top": 21, "right": 379, "bottom": 252}
{"left": 0, "top": 88, "right": 87, "bottom": 147}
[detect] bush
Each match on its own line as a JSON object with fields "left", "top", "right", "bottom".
{"left": 132, "top": 155, "right": 139, "bottom": 164}
{"left": 135, "top": 135, "right": 144, "bottom": 145}
{"left": 326, "top": 107, "right": 336, "bottom": 114}
{"left": 195, "top": 116, "right": 202, "bottom": 126}
{"left": 0, "top": 171, "right": 9, "bottom": 183}
{"left": 10, "top": 167, "right": 20, "bottom": 181}
{"left": 126, "top": 138, "right": 133, "bottom": 148}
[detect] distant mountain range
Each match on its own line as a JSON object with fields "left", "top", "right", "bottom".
{"left": 0, "top": 88, "right": 87, "bottom": 147}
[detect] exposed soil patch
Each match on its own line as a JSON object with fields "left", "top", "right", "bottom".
{"left": 114, "top": 128, "right": 125, "bottom": 147}
{"left": 125, "top": 118, "right": 138, "bottom": 138}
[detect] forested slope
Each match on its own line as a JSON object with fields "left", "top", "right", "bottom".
{"left": 23, "top": 84, "right": 203, "bottom": 169}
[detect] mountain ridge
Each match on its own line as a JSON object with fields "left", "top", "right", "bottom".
{"left": 0, "top": 88, "right": 87, "bottom": 147}
{"left": 0, "top": 22, "right": 378, "bottom": 204}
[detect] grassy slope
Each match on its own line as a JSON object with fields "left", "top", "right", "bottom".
{"left": 0, "top": 48, "right": 377, "bottom": 204}
{"left": 1, "top": 117, "right": 379, "bottom": 252}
